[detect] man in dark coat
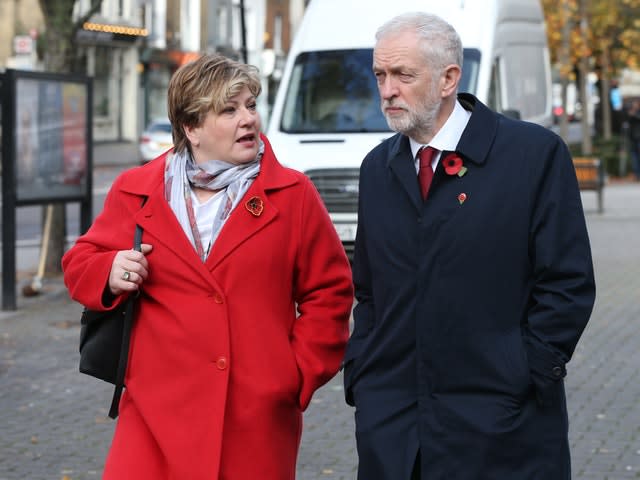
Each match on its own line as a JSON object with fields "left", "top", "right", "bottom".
{"left": 343, "top": 12, "right": 596, "bottom": 480}
{"left": 626, "top": 98, "right": 640, "bottom": 180}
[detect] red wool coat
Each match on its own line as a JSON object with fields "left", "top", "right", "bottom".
{"left": 62, "top": 136, "right": 354, "bottom": 479}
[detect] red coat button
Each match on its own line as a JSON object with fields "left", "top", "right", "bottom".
{"left": 215, "top": 356, "right": 228, "bottom": 370}
{"left": 213, "top": 292, "right": 224, "bottom": 304}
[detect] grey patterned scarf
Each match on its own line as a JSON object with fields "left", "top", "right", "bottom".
{"left": 164, "top": 142, "right": 263, "bottom": 260}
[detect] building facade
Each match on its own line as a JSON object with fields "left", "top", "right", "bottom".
{"left": 0, "top": 0, "right": 305, "bottom": 143}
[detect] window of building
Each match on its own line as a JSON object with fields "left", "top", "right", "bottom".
{"left": 93, "top": 46, "right": 113, "bottom": 117}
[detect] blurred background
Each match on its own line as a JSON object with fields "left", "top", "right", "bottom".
{"left": 1, "top": 0, "right": 300, "bottom": 143}
{"left": 1, "top": 0, "right": 640, "bottom": 277}
{"left": 1, "top": 0, "right": 638, "bottom": 171}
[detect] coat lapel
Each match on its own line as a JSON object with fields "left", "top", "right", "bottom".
{"left": 137, "top": 183, "right": 219, "bottom": 285}
{"left": 119, "top": 156, "right": 220, "bottom": 287}
{"left": 205, "top": 180, "right": 278, "bottom": 271}
{"left": 205, "top": 135, "right": 299, "bottom": 270}
{"left": 455, "top": 93, "right": 497, "bottom": 167}
{"left": 387, "top": 134, "right": 423, "bottom": 211}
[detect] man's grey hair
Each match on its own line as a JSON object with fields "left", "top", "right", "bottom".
{"left": 375, "top": 12, "right": 463, "bottom": 71}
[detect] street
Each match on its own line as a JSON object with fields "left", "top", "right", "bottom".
{"left": 0, "top": 143, "right": 639, "bottom": 479}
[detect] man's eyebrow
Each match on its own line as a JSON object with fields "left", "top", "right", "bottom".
{"left": 373, "top": 64, "right": 404, "bottom": 72}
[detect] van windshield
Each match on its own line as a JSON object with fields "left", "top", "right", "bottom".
{"left": 280, "top": 48, "right": 480, "bottom": 134}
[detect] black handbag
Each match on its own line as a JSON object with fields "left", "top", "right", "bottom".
{"left": 79, "top": 222, "right": 143, "bottom": 419}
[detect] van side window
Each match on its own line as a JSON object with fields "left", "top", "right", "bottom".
{"left": 460, "top": 48, "right": 481, "bottom": 99}
{"left": 501, "top": 45, "right": 550, "bottom": 124}
{"left": 488, "top": 59, "right": 503, "bottom": 113}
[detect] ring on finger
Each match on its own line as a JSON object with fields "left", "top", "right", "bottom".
{"left": 122, "top": 271, "right": 131, "bottom": 281}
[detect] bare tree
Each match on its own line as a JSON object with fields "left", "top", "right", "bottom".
{"left": 36, "top": 0, "right": 102, "bottom": 274}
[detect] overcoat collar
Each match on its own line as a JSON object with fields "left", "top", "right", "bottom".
{"left": 387, "top": 93, "right": 498, "bottom": 210}
{"left": 115, "top": 134, "right": 299, "bottom": 273}
{"left": 455, "top": 93, "right": 498, "bottom": 168}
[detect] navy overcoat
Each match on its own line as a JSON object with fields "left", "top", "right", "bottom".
{"left": 344, "top": 94, "right": 596, "bottom": 479}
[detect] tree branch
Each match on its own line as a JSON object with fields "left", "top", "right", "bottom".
{"left": 72, "top": 0, "right": 104, "bottom": 35}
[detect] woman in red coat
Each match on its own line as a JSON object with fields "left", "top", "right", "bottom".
{"left": 62, "top": 53, "right": 354, "bottom": 479}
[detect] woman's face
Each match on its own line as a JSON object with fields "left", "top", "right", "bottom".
{"left": 186, "top": 86, "right": 262, "bottom": 165}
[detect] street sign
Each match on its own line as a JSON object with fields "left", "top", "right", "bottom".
{"left": 13, "top": 36, "right": 33, "bottom": 55}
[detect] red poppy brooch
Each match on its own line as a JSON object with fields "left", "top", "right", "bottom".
{"left": 442, "top": 153, "right": 467, "bottom": 177}
{"left": 245, "top": 196, "right": 264, "bottom": 217}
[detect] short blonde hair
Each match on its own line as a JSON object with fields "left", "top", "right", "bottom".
{"left": 167, "top": 53, "right": 262, "bottom": 154}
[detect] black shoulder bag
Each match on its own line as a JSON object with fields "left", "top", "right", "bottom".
{"left": 79, "top": 220, "right": 144, "bottom": 419}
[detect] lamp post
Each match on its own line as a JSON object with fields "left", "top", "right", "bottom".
{"left": 239, "top": 0, "right": 248, "bottom": 63}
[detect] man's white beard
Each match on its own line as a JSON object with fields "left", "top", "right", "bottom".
{"left": 383, "top": 93, "right": 441, "bottom": 140}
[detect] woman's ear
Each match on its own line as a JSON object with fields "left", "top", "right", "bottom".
{"left": 183, "top": 124, "right": 200, "bottom": 148}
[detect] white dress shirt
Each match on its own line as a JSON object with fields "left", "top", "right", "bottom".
{"left": 409, "top": 100, "right": 472, "bottom": 173}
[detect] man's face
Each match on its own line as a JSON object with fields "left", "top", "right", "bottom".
{"left": 373, "top": 31, "right": 443, "bottom": 140}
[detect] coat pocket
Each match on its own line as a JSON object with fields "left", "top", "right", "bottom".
{"left": 342, "top": 338, "right": 364, "bottom": 406}
{"left": 342, "top": 303, "right": 374, "bottom": 406}
{"left": 523, "top": 335, "right": 567, "bottom": 408}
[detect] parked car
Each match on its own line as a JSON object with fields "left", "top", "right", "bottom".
{"left": 139, "top": 118, "right": 173, "bottom": 163}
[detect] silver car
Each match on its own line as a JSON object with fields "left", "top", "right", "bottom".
{"left": 138, "top": 118, "right": 173, "bottom": 163}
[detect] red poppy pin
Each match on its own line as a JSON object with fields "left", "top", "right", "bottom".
{"left": 458, "top": 193, "right": 467, "bottom": 205}
{"left": 245, "top": 196, "right": 264, "bottom": 217}
{"left": 442, "top": 153, "right": 467, "bottom": 177}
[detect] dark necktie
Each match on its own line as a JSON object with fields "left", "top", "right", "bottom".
{"left": 418, "top": 146, "right": 437, "bottom": 200}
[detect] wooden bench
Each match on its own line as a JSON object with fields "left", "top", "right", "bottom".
{"left": 573, "top": 157, "right": 605, "bottom": 213}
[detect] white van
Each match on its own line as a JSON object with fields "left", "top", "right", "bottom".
{"left": 266, "top": 0, "right": 552, "bottom": 256}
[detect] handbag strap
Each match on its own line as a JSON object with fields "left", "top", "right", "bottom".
{"left": 108, "top": 199, "right": 146, "bottom": 419}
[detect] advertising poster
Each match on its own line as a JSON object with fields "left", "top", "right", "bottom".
{"left": 37, "top": 80, "right": 64, "bottom": 186}
{"left": 62, "top": 83, "right": 87, "bottom": 185}
{"left": 14, "top": 75, "right": 88, "bottom": 201}
{"left": 15, "top": 78, "right": 40, "bottom": 191}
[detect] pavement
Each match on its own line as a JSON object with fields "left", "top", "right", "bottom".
{"left": 1, "top": 145, "right": 640, "bottom": 479}
{"left": 92, "top": 141, "right": 141, "bottom": 168}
